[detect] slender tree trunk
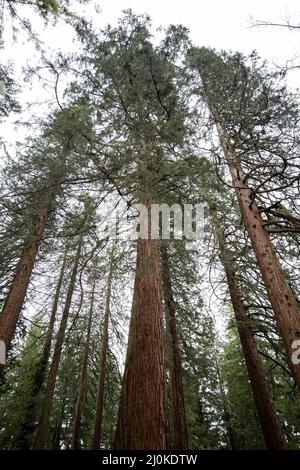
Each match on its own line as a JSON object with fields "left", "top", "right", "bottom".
{"left": 214, "top": 353, "right": 237, "bottom": 450}
{"left": 0, "top": 186, "right": 57, "bottom": 357}
{"left": 160, "top": 245, "right": 188, "bottom": 450}
{"left": 90, "top": 252, "right": 113, "bottom": 450}
{"left": 215, "top": 121, "right": 300, "bottom": 390}
{"left": 17, "top": 248, "right": 68, "bottom": 449}
{"left": 212, "top": 211, "right": 287, "bottom": 449}
{"left": 51, "top": 398, "right": 66, "bottom": 450}
{"left": 33, "top": 234, "right": 83, "bottom": 449}
{"left": 164, "top": 366, "right": 173, "bottom": 450}
{"left": 114, "top": 236, "right": 167, "bottom": 449}
{"left": 71, "top": 281, "right": 95, "bottom": 449}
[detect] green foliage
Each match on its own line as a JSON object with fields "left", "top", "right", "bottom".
{"left": 1, "top": 9, "right": 300, "bottom": 451}
{"left": 220, "top": 327, "right": 265, "bottom": 449}
{"left": 0, "top": 323, "right": 44, "bottom": 449}
{"left": 0, "top": 65, "right": 21, "bottom": 120}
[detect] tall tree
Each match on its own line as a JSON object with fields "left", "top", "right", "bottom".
{"left": 210, "top": 205, "right": 287, "bottom": 449}
{"left": 0, "top": 117, "right": 72, "bottom": 359}
{"left": 74, "top": 14, "right": 189, "bottom": 449}
{"left": 91, "top": 248, "right": 114, "bottom": 450}
{"left": 114, "top": 235, "right": 166, "bottom": 449}
{"left": 0, "top": 184, "right": 60, "bottom": 356}
{"left": 160, "top": 243, "right": 188, "bottom": 449}
{"left": 189, "top": 48, "right": 300, "bottom": 390}
{"left": 16, "top": 247, "right": 68, "bottom": 449}
{"left": 71, "top": 280, "right": 95, "bottom": 449}
{"left": 33, "top": 231, "right": 83, "bottom": 449}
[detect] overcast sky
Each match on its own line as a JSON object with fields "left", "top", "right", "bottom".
{"left": 1, "top": 0, "right": 300, "bottom": 143}
{"left": 94, "top": 0, "right": 300, "bottom": 83}
{"left": 98, "top": 0, "right": 300, "bottom": 66}
{"left": 1, "top": 1, "right": 300, "bottom": 74}
{"left": 0, "top": 0, "right": 300, "bottom": 153}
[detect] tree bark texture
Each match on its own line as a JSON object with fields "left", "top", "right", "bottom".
{"left": 216, "top": 121, "right": 300, "bottom": 391}
{"left": 0, "top": 186, "right": 57, "bottom": 355}
{"left": 160, "top": 244, "right": 188, "bottom": 450}
{"left": 114, "top": 237, "right": 167, "bottom": 450}
{"left": 213, "top": 212, "right": 287, "bottom": 449}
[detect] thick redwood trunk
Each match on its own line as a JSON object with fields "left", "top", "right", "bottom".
{"left": 213, "top": 213, "right": 287, "bottom": 449}
{"left": 114, "top": 237, "right": 167, "bottom": 449}
{"left": 71, "top": 282, "right": 95, "bottom": 449}
{"left": 17, "top": 248, "right": 68, "bottom": 449}
{"left": 33, "top": 234, "right": 83, "bottom": 449}
{"left": 216, "top": 122, "right": 300, "bottom": 390}
{"left": 160, "top": 245, "right": 188, "bottom": 450}
{"left": 90, "top": 255, "right": 113, "bottom": 450}
{"left": 0, "top": 187, "right": 56, "bottom": 356}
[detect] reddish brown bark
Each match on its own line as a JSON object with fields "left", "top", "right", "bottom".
{"left": 216, "top": 121, "right": 300, "bottom": 391}
{"left": 0, "top": 187, "right": 57, "bottom": 356}
{"left": 72, "top": 281, "right": 95, "bottom": 450}
{"left": 90, "top": 254, "right": 113, "bottom": 450}
{"left": 33, "top": 234, "right": 83, "bottom": 449}
{"left": 114, "top": 237, "right": 167, "bottom": 450}
{"left": 17, "top": 248, "right": 68, "bottom": 449}
{"left": 213, "top": 213, "right": 287, "bottom": 449}
{"left": 160, "top": 245, "right": 188, "bottom": 450}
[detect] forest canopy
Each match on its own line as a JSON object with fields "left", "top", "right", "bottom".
{"left": 0, "top": 0, "right": 300, "bottom": 452}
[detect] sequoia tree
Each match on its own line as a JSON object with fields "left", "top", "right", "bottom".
{"left": 210, "top": 205, "right": 287, "bottom": 449}
{"left": 189, "top": 48, "right": 300, "bottom": 390}
{"left": 33, "top": 231, "right": 84, "bottom": 449}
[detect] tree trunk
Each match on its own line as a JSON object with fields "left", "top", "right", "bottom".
{"left": 215, "top": 121, "right": 300, "bottom": 391}
{"left": 17, "top": 248, "right": 68, "bottom": 449}
{"left": 33, "top": 233, "right": 83, "bottom": 449}
{"left": 212, "top": 211, "right": 287, "bottom": 449}
{"left": 90, "top": 251, "right": 113, "bottom": 450}
{"left": 71, "top": 281, "right": 95, "bottom": 450}
{"left": 114, "top": 237, "right": 167, "bottom": 449}
{"left": 51, "top": 398, "right": 66, "bottom": 450}
{"left": 214, "top": 352, "right": 237, "bottom": 450}
{"left": 160, "top": 244, "right": 188, "bottom": 450}
{"left": 0, "top": 186, "right": 57, "bottom": 357}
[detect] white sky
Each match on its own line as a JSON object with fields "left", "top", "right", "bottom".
{"left": 1, "top": 0, "right": 300, "bottom": 149}
{"left": 97, "top": 0, "right": 300, "bottom": 84}
{"left": 1, "top": 0, "right": 300, "bottom": 75}
{"left": 97, "top": 0, "right": 300, "bottom": 63}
